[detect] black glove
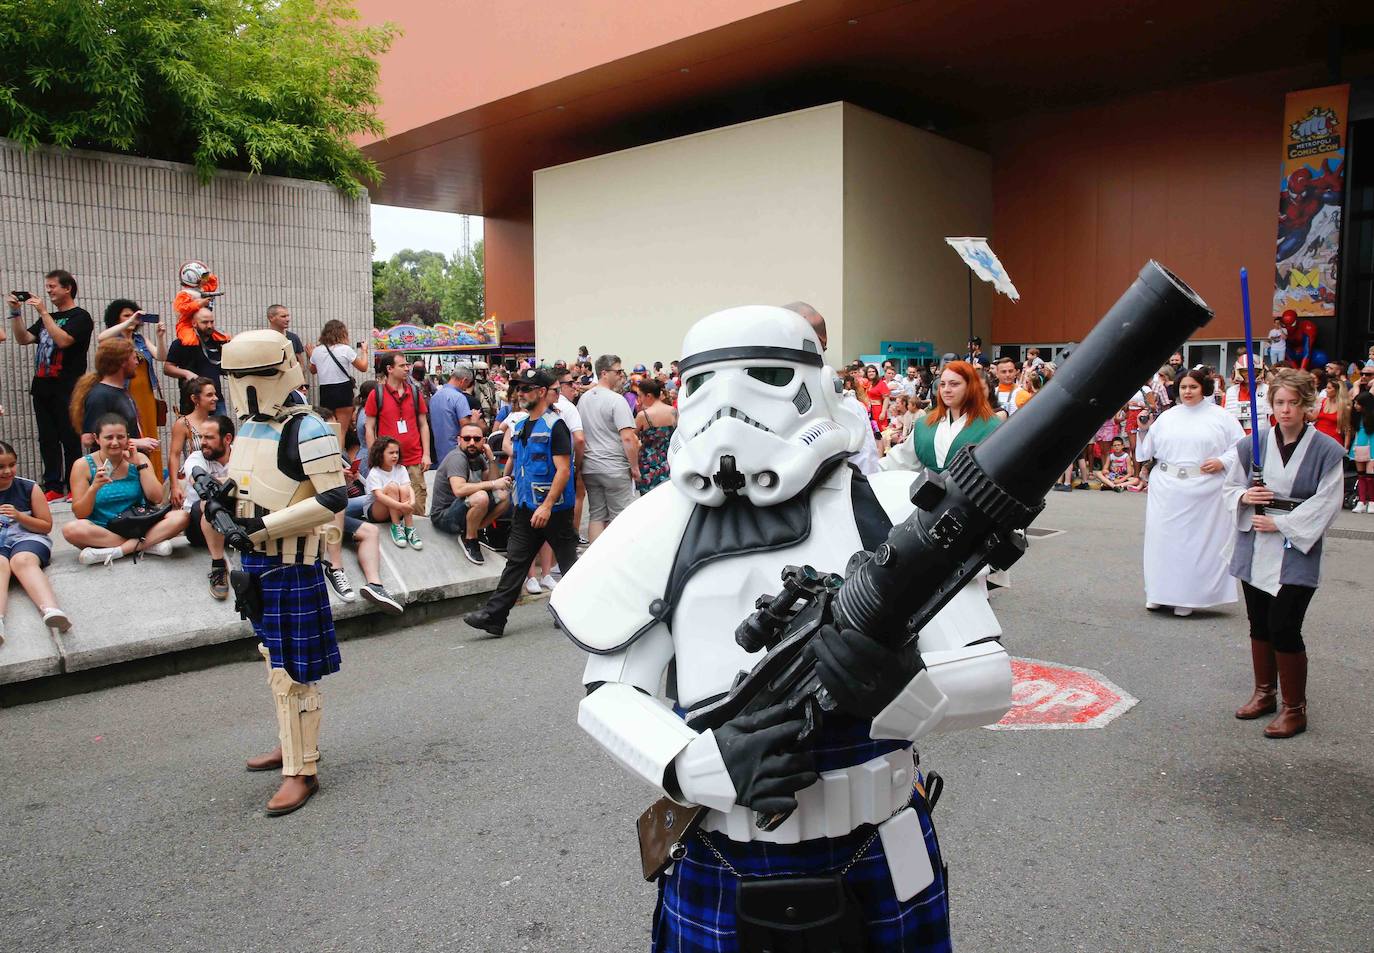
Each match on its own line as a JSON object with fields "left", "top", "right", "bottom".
{"left": 714, "top": 702, "right": 818, "bottom": 815}
{"left": 226, "top": 515, "right": 264, "bottom": 554}
{"left": 810, "top": 624, "right": 924, "bottom": 720}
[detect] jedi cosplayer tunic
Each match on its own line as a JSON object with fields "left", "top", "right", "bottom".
{"left": 1223, "top": 425, "right": 1345, "bottom": 594}
{"left": 879, "top": 412, "right": 1001, "bottom": 474}
{"left": 1135, "top": 401, "right": 1245, "bottom": 609}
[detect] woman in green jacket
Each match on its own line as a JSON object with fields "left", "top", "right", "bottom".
{"left": 879, "top": 360, "right": 1001, "bottom": 473}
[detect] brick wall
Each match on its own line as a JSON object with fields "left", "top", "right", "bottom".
{"left": 0, "top": 138, "right": 371, "bottom": 481}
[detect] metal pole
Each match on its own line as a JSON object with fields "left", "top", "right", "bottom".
{"left": 967, "top": 267, "right": 974, "bottom": 357}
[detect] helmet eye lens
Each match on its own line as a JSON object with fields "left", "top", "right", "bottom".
{"left": 746, "top": 367, "right": 794, "bottom": 387}
{"left": 685, "top": 371, "right": 714, "bottom": 396}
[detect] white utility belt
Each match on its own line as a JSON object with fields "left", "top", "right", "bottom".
{"left": 1155, "top": 461, "right": 1209, "bottom": 479}
{"left": 701, "top": 748, "right": 916, "bottom": 845}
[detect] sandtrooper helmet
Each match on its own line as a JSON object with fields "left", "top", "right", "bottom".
{"left": 222, "top": 329, "right": 305, "bottom": 420}
{"left": 670, "top": 306, "right": 867, "bottom": 507}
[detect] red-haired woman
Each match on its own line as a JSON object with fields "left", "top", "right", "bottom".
{"left": 879, "top": 360, "right": 1001, "bottom": 473}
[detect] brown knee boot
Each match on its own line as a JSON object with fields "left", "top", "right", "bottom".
{"left": 1235, "top": 639, "right": 1277, "bottom": 719}
{"left": 1264, "top": 651, "right": 1307, "bottom": 739}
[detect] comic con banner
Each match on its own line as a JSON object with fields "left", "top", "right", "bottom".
{"left": 1274, "top": 84, "right": 1349, "bottom": 318}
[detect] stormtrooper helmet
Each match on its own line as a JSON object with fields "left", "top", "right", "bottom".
{"left": 670, "top": 306, "right": 867, "bottom": 507}
{"left": 222, "top": 329, "right": 305, "bottom": 421}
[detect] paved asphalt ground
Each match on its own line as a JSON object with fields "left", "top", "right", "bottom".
{"left": 2, "top": 491, "right": 1371, "bottom": 953}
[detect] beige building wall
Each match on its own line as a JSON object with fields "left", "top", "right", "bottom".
{"left": 841, "top": 106, "right": 993, "bottom": 359}
{"left": 532, "top": 102, "right": 992, "bottom": 368}
{"left": 534, "top": 104, "right": 845, "bottom": 367}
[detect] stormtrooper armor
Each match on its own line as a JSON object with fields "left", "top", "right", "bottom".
{"left": 551, "top": 306, "right": 1012, "bottom": 949}
{"left": 219, "top": 330, "right": 348, "bottom": 807}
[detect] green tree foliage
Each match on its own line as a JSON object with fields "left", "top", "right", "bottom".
{"left": 373, "top": 241, "right": 485, "bottom": 329}
{"left": 0, "top": 0, "right": 397, "bottom": 196}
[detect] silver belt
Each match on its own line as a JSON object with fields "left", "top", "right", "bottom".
{"left": 1156, "top": 461, "right": 1202, "bottom": 479}
{"left": 701, "top": 748, "right": 915, "bottom": 845}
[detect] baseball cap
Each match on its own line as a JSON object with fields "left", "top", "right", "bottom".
{"left": 513, "top": 367, "right": 553, "bottom": 390}
{"left": 633, "top": 363, "right": 647, "bottom": 373}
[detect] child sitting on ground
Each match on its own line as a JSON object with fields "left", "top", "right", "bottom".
{"left": 1096, "top": 436, "right": 1141, "bottom": 492}
{"left": 363, "top": 436, "right": 423, "bottom": 550}
{"left": 0, "top": 439, "right": 71, "bottom": 642}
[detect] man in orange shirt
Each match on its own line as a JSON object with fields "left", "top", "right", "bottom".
{"left": 993, "top": 356, "right": 1031, "bottom": 416}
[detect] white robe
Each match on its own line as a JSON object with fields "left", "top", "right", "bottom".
{"left": 1135, "top": 401, "right": 1245, "bottom": 608}
{"left": 1221, "top": 426, "right": 1345, "bottom": 595}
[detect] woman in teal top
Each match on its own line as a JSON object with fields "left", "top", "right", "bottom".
{"left": 61, "top": 413, "right": 189, "bottom": 565}
{"left": 879, "top": 360, "right": 1001, "bottom": 473}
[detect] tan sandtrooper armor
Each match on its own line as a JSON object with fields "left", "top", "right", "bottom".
{"left": 223, "top": 330, "right": 349, "bottom": 783}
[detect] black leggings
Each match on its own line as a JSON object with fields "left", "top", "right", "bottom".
{"left": 1241, "top": 581, "right": 1315, "bottom": 653}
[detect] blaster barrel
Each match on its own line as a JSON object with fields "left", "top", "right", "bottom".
{"left": 832, "top": 261, "right": 1212, "bottom": 640}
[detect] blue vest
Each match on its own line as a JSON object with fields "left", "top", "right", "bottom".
{"left": 512, "top": 411, "right": 575, "bottom": 511}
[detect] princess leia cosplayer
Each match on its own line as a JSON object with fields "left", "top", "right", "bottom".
{"left": 1134, "top": 367, "right": 1246, "bottom": 616}
{"left": 550, "top": 307, "right": 1013, "bottom": 952}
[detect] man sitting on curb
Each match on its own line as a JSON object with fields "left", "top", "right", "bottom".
{"left": 180, "top": 414, "right": 234, "bottom": 600}
{"left": 431, "top": 421, "right": 511, "bottom": 565}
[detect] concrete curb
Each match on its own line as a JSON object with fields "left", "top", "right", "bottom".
{"left": 0, "top": 515, "right": 505, "bottom": 694}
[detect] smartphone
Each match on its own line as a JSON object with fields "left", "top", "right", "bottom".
{"left": 12, "top": 291, "right": 31, "bottom": 301}
{"left": 103, "top": 460, "right": 114, "bottom": 479}
{"left": 138, "top": 312, "right": 160, "bottom": 324}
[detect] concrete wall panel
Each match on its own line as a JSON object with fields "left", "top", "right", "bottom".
{"left": 0, "top": 139, "right": 370, "bottom": 478}
{"left": 840, "top": 105, "right": 993, "bottom": 360}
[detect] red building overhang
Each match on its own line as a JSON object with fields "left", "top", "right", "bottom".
{"left": 356, "top": 0, "right": 1373, "bottom": 216}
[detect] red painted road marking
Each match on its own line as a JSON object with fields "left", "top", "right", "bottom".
{"left": 985, "top": 658, "right": 1138, "bottom": 731}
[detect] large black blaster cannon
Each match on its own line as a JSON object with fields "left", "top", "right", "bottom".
{"left": 190, "top": 467, "right": 255, "bottom": 555}
{"left": 686, "top": 261, "right": 1214, "bottom": 830}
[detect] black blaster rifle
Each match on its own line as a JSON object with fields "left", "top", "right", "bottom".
{"left": 684, "top": 262, "right": 1215, "bottom": 832}
{"left": 190, "top": 467, "right": 254, "bottom": 555}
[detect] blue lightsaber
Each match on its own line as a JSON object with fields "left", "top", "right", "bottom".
{"left": 1239, "top": 267, "right": 1263, "bottom": 481}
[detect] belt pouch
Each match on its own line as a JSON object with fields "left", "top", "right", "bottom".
{"left": 735, "top": 875, "right": 868, "bottom": 953}
{"left": 229, "top": 570, "right": 264, "bottom": 623}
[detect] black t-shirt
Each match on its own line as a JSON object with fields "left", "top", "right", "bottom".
{"left": 28, "top": 306, "right": 94, "bottom": 393}
{"left": 284, "top": 330, "right": 305, "bottom": 357}
{"left": 81, "top": 382, "right": 142, "bottom": 438}
{"left": 167, "top": 336, "right": 224, "bottom": 389}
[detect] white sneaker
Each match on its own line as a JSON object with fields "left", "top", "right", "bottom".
{"left": 1353, "top": 502, "right": 1366, "bottom": 514}
{"left": 1145, "top": 602, "right": 1162, "bottom": 611}
{"left": 42, "top": 607, "right": 72, "bottom": 633}
{"left": 143, "top": 540, "right": 174, "bottom": 557}
{"left": 523, "top": 577, "right": 542, "bottom": 595}
{"left": 1173, "top": 607, "right": 1194, "bottom": 618}
{"left": 539, "top": 574, "right": 558, "bottom": 591}
{"left": 79, "top": 546, "right": 124, "bottom": 566}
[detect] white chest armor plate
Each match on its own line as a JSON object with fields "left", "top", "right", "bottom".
{"left": 669, "top": 472, "right": 863, "bottom": 710}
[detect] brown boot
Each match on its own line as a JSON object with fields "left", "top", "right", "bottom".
{"left": 1235, "top": 640, "right": 1277, "bottom": 719}
{"left": 246, "top": 745, "right": 284, "bottom": 772}
{"left": 265, "top": 774, "right": 320, "bottom": 816}
{"left": 1264, "top": 651, "right": 1307, "bottom": 739}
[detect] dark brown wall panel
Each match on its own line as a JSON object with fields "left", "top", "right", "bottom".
{"left": 485, "top": 215, "right": 535, "bottom": 338}
{"left": 990, "top": 70, "right": 1317, "bottom": 345}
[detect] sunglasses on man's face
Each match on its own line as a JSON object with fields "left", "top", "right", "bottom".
{"left": 460, "top": 435, "right": 484, "bottom": 443}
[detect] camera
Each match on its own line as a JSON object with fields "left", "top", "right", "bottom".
{"left": 11, "top": 291, "right": 31, "bottom": 302}
{"left": 138, "top": 312, "right": 161, "bottom": 324}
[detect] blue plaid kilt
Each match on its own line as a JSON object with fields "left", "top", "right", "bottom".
{"left": 653, "top": 713, "right": 951, "bottom": 952}
{"left": 243, "top": 553, "right": 340, "bottom": 683}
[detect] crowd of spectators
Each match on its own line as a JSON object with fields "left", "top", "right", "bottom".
{"left": 5, "top": 266, "right": 1374, "bottom": 641}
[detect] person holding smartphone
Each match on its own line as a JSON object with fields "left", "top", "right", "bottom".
{"left": 97, "top": 299, "right": 168, "bottom": 477}
{"left": 7, "top": 271, "right": 94, "bottom": 501}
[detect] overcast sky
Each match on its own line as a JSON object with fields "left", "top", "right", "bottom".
{"left": 370, "top": 204, "right": 482, "bottom": 261}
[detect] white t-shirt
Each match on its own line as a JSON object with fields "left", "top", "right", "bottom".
{"left": 364, "top": 464, "right": 409, "bottom": 495}
{"left": 181, "top": 451, "right": 228, "bottom": 511}
{"left": 311, "top": 344, "right": 358, "bottom": 385}
{"left": 554, "top": 395, "right": 584, "bottom": 434}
